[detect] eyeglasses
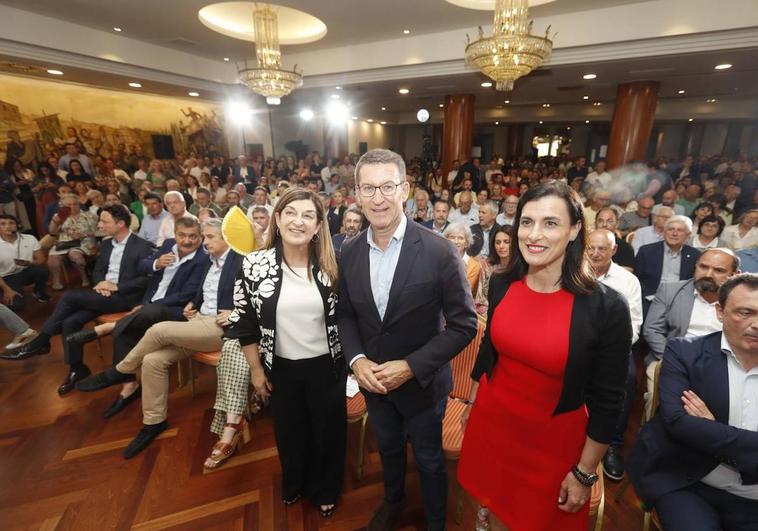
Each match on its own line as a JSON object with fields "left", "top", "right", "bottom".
{"left": 357, "top": 182, "right": 403, "bottom": 198}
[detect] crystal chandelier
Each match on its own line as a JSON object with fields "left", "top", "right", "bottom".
{"left": 237, "top": 3, "right": 302, "bottom": 105}
{"left": 465, "top": 0, "right": 554, "bottom": 92}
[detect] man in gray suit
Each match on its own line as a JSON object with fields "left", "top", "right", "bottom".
{"left": 642, "top": 248, "right": 740, "bottom": 415}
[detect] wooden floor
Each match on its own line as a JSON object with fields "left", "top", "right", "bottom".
{"left": 0, "top": 292, "right": 652, "bottom": 530}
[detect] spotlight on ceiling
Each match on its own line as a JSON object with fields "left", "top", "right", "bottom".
{"left": 583, "top": 95, "right": 589, "bottom": 100}
{"left": 504, "top": 100, "right": 510, "bottom": 104}
{"left": 688, "top": 118, "right": 694, "bottom": 122}
{"left": 539, "top": 120, "right": 543, "bottom": 124}
{"left": 495, "top": 121, "right": 500, "bottom": 125}
{"left": 403, "top": 29, "right": 410, "bottom": 35}
{"left": 678, "top": 90, "right": 686, "bottom": 94}
{"left": 188, "top": 91, "right": 200, "bottom": 97}
{"left": 714, "top": 63, "right": 732, "bottom": 70}
{"left": 266, "top": 96, "right": 281, "bottom": 105}
{"left": 299, "top": 109, "right": 314, "bottom": 121}
{"left": 223, "top": 57, "right": 230, "bottom": 62}
{"left": 585, "top": 120, "right": 590, "bottom": 123}
{"left": 351, "top": 116, "right": 358, "bottom": 120}
{"left": 227, "top": 101, "right": 252, "bottom": 125}
{"left": 593, "top": 102, "right": 602, "bottom": 106}
{"left": 706, "top": 98, "right": 718, "bottom": 103}
{"left": 381, "top": 106, "right": 386, "bottom": 111}
{"left": 367, "top": 118, "right": 374, "bottom": 122}
{"left": 417, "top": 109, "right": 430, "bottom": 123}
{"left": 398, "top": 88, "right": 409, "bottom": 94}
{"left": 326, "top": 101, "right": 349, "bottom": 124}
{"left": 542, "top": 103, "right": 550, "bottom": 108}
{"left": 335, "top": 86, "right": 342, "bottom": 90}
{"left": 481, "top": 81, "right": 493, "bottom": 88}
{"left": 46, "top": 69, "right": 64, "bottom": 75}
{"left": 113, "top": 27, "right": 122, "bottom": 32}
{"left": 439, "top": 103, "right": 444, "bottom": 107}
{"left": 583, "top": 73, "right": 597, "bottom": 80}
{"left": 128, "top": 82, "right": 142, "bottom": 88}
{"left": 380, "top": 121, "right": 387, "bottom": 125}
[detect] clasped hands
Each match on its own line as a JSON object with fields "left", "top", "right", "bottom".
{"left": 351, "top": 357, "right": 414, "bottom": 394}
{"left": 93, "top": 280, "right": 118, "bottom": 297}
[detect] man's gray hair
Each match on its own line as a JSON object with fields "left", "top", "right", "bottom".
{"left": 175, "top": 216, "right": 200, "bottom": 230}
{"left": 164, "top": 190, "right": 185, "bottom": 203}
{"left": 354, "top": 149, "right": 406, "bottom": 185}
{"left": 665, "top": 214, "right": 693, "bottom": 233}
{"left": 251, "top": 206, "right": 269, "bottom": 216}
{"left": 443, "top": 221, "right": 474, "bottom": 247}
{"left": 201, "top": 217, "right": 223, "bottom": 232}
{"left": 344, "top": 204, "right": 364, "bottom": 220}
{"left": 481, "top": 200, "right": 499, "bottom": 215}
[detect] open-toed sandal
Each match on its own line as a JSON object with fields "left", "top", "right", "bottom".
{"left": 203, "top": 420, "right": 249, "bottom": 469}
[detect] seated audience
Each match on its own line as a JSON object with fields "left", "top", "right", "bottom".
{"left": 448, "top": 190, "right": 479, "bottom": 226}
{"left": 584, "top": 190, "right": 611, "bottom": 228}
{"left": 586, "top": 229, "right": 643, "bottom": 481}
{"left": 2, "top": 206, "right": 154, "bottom": 393}
{"left": 405, "top": 188, "right": 432, "bottom": 221}
{"left": 0, "top": 215, "right": 49, "bottom": 309}
{"left": 188, "top": 187, "right": 222, "bottom": 217}
{"left": 690, "top": 214, "right": 726, "bottom": 250}
{"left": 137, "top": 193, "right": 170, "bottom": 245}
{"left": 421, "top": 199, "right": 450, "bottom": 234}
{"left": 474, "top": 224, "right": 512, "bottom": 316}
{"left": 691, "top": 202, "right": 715, "bottom": 232}
{"left": 736, "top": 247, "right": 758, "bottom": 273}
{"left": 635, "top": 215, "right": 700, "bottom": 313}
{"left": 655, "top": 189, "right": 685, "bottom": 215}
{"left": 468, "top": 200, "right": 500, "bottom": 258}
{"left": 676, "top": 183, "right": 703, "bottom": 216}
{"left": 632, "top": 206, "right": 674, "bottom": 254}
{"left": 627, "top": 273, "right": 758, "bottom": 531}
{"left": 157, "top": 191, "right": 198, "bottom": 245}
{"left": 326, "top": 189, "right": 347, "bottom": 235}
{"left": 331, "top": 206, "right": 363, "bottom": 256}
{"left": 619, "top": 196, "right": 654, "bottom": 236}
{"left": 495, "top": 194, "right": 518, "bottom": 227}
{"left": 47, "top": 194, "right": 98, "bottom": 289}
{"left": 77, "top": 219, "right": 241, "bottom": 458}
{"left": 720, "top": 209, "right": 758, "bottom": 251}
{"left": 444, "top": 221, "right": 480, "bottom": 297}
{"left": 594, "top": 207, "right": 635, "bottom": 271}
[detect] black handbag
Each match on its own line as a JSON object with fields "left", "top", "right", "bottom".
{"left": 54, "top": 239, "right": 81, "bottom": 251}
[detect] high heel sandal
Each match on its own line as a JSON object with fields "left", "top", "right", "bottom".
{"left": 203, "top": 420, "right": 250, "bottom": 469}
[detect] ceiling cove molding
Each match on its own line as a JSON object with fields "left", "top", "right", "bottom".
{"left": 301, "top": 28, "right": 758, "bottom": 88}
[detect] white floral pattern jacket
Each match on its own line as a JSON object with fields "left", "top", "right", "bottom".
{"left": 226, "top": 244, "right": 343, "bottom": 375}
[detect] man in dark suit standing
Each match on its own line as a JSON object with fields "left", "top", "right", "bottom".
{"left": 627, "top": 273, "right": 758, "bottom": 530}
{"left": 3, "top": 205, "right": 154, "bottom": 393}
{"left": 635, "top": 215, "right": 700, "bottom": 315}
{"left": 233, "top": 154, "right": 258, "bottom": 186}
{"left": 338, "top": 149, "right": 477, "bottom": 531}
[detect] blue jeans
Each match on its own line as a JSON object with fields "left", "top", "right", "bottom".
{"left": 366, "top": 395, "right": 447, "bottom": 531}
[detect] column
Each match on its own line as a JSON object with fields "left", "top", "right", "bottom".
{"left": 441, "top": 94, "right": 474, "bottom": 187}
{"left": 607, "top": 81, "right": 660, "bottom": 169}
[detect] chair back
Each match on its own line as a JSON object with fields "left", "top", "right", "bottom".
{"left": 450, "top": 316, "right": 487, "bottom": 400}
{"left": 643, "top": 360, "right": 663, "bottom": 425}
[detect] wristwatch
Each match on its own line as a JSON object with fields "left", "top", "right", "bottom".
{"left": 571, "top": 465, "right": 599, "bottom": 487}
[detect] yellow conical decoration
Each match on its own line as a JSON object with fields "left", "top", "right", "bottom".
{"left": 222, "top": 206, "right": 256, "bottom": 255}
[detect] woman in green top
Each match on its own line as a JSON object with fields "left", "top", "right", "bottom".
{"left": 145, "top": 159, "right": 167, "bottom": 196}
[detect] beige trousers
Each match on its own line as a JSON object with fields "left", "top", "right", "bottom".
{"left": 116, "top": 314, "right": 223, "bottom": 425}
{"left": 643, "top": 359, "right": 662, "bottom": 420}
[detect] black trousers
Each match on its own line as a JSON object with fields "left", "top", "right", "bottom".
{"left": 269, "top": 354, "right": 347, "bottom": 506}
{"left": 366, "top": 394, "right": 448, "bottom": 531}
{"left": 657, "top": 481, "right": 758, "bottom": 531}
{"left": 111, "top": 303, "right": 175, "bottom": 366}
{"left": 40, "top": 289, "right": 137, "bottom": 366}
{"left": 4, "top": 266, "right": 49, "bottom": 311}
{"left": 611, "top": 353, "right": 637, "bottom": 447}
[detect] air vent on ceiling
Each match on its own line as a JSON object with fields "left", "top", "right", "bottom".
{"left": 165, "top": 38, "right": 198, "bottom": 48}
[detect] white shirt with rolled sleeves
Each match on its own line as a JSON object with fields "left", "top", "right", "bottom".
{"left": 597, "top": 261, "right": 643, "bottom": 344}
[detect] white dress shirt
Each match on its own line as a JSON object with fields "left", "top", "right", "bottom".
{"left": 199, "top": 249, "right": 229, "bottom": 316}
{"left": 495, "top": 214, "right": 515, "bottom": 227}
{"left": 700, "top": 334, "right": 758, "bottom": 500}
{"left": 150, "top": 244, "right": 198, "bottom": 302}
{"left": 156, "top": 211, "right": 199, "bottom": 246}
{"left": 597, "top": 262, "right": 643, "bottom": 344}
{"left": 104, "top": 232, "right": 131, "bottom": 284}
{"left": 685, "top": 290, "right": 722, "bottom": 338}
{"left": 449, "top": 206, "right": 479, "bottom": 226}
{"left": 721, "top": 225, "right": 758, "bottom": 251}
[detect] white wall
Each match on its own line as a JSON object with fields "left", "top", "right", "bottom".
{"left": 348, "top": 121, "right": 398, "bottom": 154}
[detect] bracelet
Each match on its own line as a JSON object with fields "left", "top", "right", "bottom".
{"left": 571, "top": 465, "right": 598, "bottom": 487}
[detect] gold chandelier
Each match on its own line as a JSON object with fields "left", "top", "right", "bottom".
{"left": 465, "top": 0, "right": 554, "bottom": 92}
{"left": 238, "top": 3, "right": 302, "bottom": 105}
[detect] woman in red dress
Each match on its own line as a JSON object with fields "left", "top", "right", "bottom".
{"left": 458, "top": 181, "right": 632, "bottom": 531}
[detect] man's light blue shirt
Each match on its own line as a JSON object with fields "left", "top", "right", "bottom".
{"left": 138, "top": 209, "right": 170, "bottom": 245}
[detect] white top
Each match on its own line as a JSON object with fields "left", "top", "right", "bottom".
{"left": 495, "top": 213, "right": 515, "bottom": 227}
{"left": 150, "top": 245, "right": 198, "bottom": 302}
{"left": 701, "top": 334, "right": 758, "bottom": 500}
{"left": 0, "top": 234, "right": 40, "bottom": 277}
{"left": 105, "top": 232, "right": 131, "bottom": 284}
{"left": 449, "top": 206, "right": 479, "bottom": 226}
{"left": 156, "top": 211, "right": 199, "bottom": 246}
{"left": 597, "top": 262, "right": 643, "bottom": 344}
{"left": 721, "top": 225, "right": 758, "bottom": 251}
{"left": 275, "top": 265, "right": 329, "bottom": 360}
{"left": 685, "top": 290, "right": 722, "bottom": 338}
{"left": 200, "top": 249, "right": 229, "bottom": 316}
{"left": 690, "top": 235, "right": 720, "bottom": 251}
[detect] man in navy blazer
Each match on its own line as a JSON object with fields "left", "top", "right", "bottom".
{"left": 634, "top": 215, "right": 700, "bottom": 315}
{"left": 4, "top": 205, "right": 155, "bottom": 394}
{"left": 77, "top": 218, "right": 244, "bottom": 458}
{"left": 420, "top": 199, "right": 451, "bottom": 234}
{"left": 232, "top": 155, "right": 257, "bottom": 186}
{"left": 338, "top": 149, "right": 477, "bottom": 531}
{"left": 627, "top": 273, "right": 758, "bottom": 530}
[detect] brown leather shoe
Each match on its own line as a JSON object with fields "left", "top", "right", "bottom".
{"left": 367, "top": 499, "right": 405, "bottom": 531}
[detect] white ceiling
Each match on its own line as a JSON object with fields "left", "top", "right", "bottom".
{"left": 0, "top": 0, "right": 643, "bottom": 59}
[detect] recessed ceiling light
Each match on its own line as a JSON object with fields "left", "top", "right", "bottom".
{"left": 46, "top": 69, "right": 64, "bottom": 75}
{"left": 714, "top": 63, "right": 732, "bottom": 70}
{"left": 583, "top": 95, "right": 589, "bottom": 100}
{"left": 299, "top": 109, "right": 314, "bottom": 121}
{"left": 542, "top": 103, "right": 550, "bottom": 107}
{"left": 688, "top": 118, "right": 694, "bottom": 122}
{"left": 585, "top": 120, "right": 590, "bottom": 123}
{"left": 567, "top": 126, "right": 572, "bottom": 130}
{"left": 351, "top": 116, "right": 358, "bottom": 120}
{"left": 481, "top": 82, "right": 493, "bottom": 88}
{"left": 495, "top": 121, "right": 500, "bottom": 125}
{"left": 706, "top": 98, "right": 718, "bottom": 103}
{"left": 439, "top": 103, "right": 444, "bottom": 107}
{"left": 583, "top": 73, "right": 597, "bottom": 80}
{"left": 678, "top": 90, "right": 686, "bottom": 94}
{"left": 593, "top": 102, "right": 602, "bottom": 106}
{"left": 403, "top": 29, "right": 410, "bottom": 35}
{"left": 367, "top": 118, "right": 374, "bottom": 122}
{"left": 128, "top": 82, "right": 142, "bottom": 88}
{"left": 504, "top": 100, "right": 510, "bottom": 104}
{"left": 331, "top": 94, "right": 340, "bottom": 99}
{"left": 335, "top": 86, "right": 342, "bottom": 90}
{"left": 223, "top": 57, "right": 230, "bottom": 62}
{"left": 113, "top": 27, "right": 122, "bottom": 32}
{"left": 188, "top": 91, "right": 199, "bottom": 97}
{"left": 398, "top": 88, "right": 409, "bottom": 94}
{"left": 381, "top": 106, "right": 386, "bottom": 111}
{"left": 380, "top": 121, "right": 387, "bottom": 125}
{"left": 539, "top": 120, "right": 544, "bottom": 124}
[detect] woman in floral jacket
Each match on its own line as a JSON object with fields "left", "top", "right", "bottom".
{"left": 226, "top": 188, "right": 345, "bottom": 518}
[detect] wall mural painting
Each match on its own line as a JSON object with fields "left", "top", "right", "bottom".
{"left": 0, "top": 73, "right": 228, "bottom": 170}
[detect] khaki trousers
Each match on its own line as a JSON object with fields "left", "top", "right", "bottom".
{"left": 116, "top": 314, "right": 223, "bottom": 425}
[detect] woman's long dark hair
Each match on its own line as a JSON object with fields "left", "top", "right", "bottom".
{"left": 487, "top": 224, "right": 515, "bottom": 267}
{"left": 502, "top": 181, "right": 596, "bottom": 295}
